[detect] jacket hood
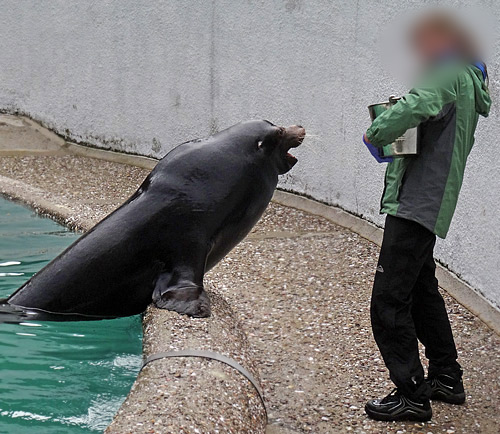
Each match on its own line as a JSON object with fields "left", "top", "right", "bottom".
{"left": 469, "top": 65, "right": 491, "bottom": 117}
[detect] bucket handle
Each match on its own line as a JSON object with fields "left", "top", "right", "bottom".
{"left": 388, "top": 95, "right": 401, "bottom": 104}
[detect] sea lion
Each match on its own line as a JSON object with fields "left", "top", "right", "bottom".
{"left": 4, "top": 120, "right": 305, "bottom": 320}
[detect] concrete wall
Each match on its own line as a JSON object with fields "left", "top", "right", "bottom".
{"left": 0, "top": 0, "right": 498, "bottom": 308}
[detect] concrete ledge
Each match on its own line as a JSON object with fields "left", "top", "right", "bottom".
{"left": 272, "top": 189, "right": 500, "bottom": 336}
{"left": 106, "top": 289, "right": 266, "bottom": 434}
{"left": 0, "top": 175, "right": 94, "bottom": 231}
{"left": 63, "top": 140, "right": 158, "bottom": 170}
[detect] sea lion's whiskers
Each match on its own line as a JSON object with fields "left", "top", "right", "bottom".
{"left": 298, "top": 140, "right": 321, "bottom": 156}
{"left": 301, "top": 133, "right": 324, "bottom": 155}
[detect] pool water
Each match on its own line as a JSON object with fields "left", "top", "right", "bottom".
{"left": 0, "top": 198, "right": 142, "bottom": 434}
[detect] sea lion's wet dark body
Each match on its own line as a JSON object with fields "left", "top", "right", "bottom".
{"left": 4, "top": 120, "right": 305, "bottom": 320}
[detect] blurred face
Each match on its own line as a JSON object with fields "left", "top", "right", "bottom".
{"left": 413, "top": 26, "right": 457, "bottom": 64}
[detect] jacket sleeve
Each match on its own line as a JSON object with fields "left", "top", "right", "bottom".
{"left": 366, "top": 66, "right": 459, "bottom": 147}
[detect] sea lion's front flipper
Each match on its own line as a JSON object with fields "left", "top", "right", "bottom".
{"left": 152, "top": 270, "right": 211, "bottom": 318}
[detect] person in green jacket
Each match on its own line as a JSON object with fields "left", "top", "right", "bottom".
{"left": 362, "top": 11, "right": 491, "bottom": 422}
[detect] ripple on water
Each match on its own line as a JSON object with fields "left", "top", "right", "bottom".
{"left": 0, "top": 198, "right": 142, "bottom": 433}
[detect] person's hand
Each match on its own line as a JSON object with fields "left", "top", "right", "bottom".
{"left": 363, "top": 134, "right": 393, "bottom": 163}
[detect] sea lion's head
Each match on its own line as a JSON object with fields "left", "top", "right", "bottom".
{"left": 260, "top": 122, "right": 306, "bottom": 174}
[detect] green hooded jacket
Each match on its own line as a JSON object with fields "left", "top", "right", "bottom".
{"left": 366, "top": 62, "right": 491, "bottom": 238}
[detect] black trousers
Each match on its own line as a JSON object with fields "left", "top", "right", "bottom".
{"left": 371, "top": 215, "right": 461, "bottom": 402}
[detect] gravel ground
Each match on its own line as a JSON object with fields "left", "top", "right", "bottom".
{"left": 213, "top": 207, "right": 500, "bottom": 433}
{"left": 0, "top": 153, "right": 498, "bottom": 434}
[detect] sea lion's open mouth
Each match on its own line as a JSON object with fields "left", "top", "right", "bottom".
{"left": 286, "top": 152, "right": 298, "bottom": 165}
{"left": 284, "top": 125, "right": 305, "bottom": 164}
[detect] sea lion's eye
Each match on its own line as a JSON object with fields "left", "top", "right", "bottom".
{"left": 257, "top": 141, "right": 263, "bottom": 148}
{"left": 277, "top": 127, "right": 285, "bottom": 137}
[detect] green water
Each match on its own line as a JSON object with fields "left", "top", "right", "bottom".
{"left": 0, "top": 198, "right": 142, "bottom": 434}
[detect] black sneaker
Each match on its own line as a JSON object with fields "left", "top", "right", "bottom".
{"left": 365, "top": 389, "right": 432, "bottom": 422}
{"left": 426, "top": 373, "right": 466, "bottom": 405}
